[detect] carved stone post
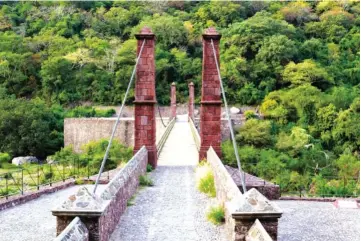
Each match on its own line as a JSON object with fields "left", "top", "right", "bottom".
{"left": 134, "top": 27, "right": 157, "bottom": 168}
{"left": 199, "top": 27, "right": 222, "bottom": 160}
{"left": 170, "top": 82, "right": 176, "bottom": 119}
{"left": 188, "top": 82, "right": 194, "bottom": 120}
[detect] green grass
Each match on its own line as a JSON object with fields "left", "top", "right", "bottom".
{"left": 195, "top": 162, "right": 216, "bottom": 197}
{"left": 127, "top": 194, "right": 136, "bottom": 206}
{"left": 139, "top": 174, "right": 154, "bottom": 186}
{"left": 206, "top": 205, "right": 225, "bottom": 225}
{"left": 146, "top": 164, "right": 153, "bottom": 173}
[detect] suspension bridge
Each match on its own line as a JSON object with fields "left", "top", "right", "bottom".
{"left": 0, "top": 27, "right": 359, "bottom": 241}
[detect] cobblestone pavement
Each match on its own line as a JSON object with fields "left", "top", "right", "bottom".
{"left": 0, "top": 185, "right": 105, "bottom": 241}
{"left": 110, "top": 115, "right": 227, "bottom": 241}
{"left": 276, "top": 200, "right": 360, "bottom": 241}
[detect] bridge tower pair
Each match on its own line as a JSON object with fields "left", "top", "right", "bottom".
{"left": 133, "top": 27, "right": 222, "bottom": 167}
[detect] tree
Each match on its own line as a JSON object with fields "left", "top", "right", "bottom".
{"left": 0, "top": 98, "right": 63, "bottom": 158}
{"left": 236, "top": 119, "right": 273, "bottom": 147}
{"left": 282, "top": 60, "right": 333, "bottom": 89}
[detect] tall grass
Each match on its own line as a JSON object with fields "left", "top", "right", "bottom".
{"left": 206, "top": 205, "right": 225, "bottom": 225}
{"left": 195, "top": 162, "right": 216, "bottom": 197}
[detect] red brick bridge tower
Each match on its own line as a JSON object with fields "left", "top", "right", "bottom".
{"left": 134, "top": 27, "right": 157, "bottom": 168}
{"left": 199, "top": 27, "right": 222, "bottom": 160}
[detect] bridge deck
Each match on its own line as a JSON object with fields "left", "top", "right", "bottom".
{"left": 110, "top": 114, "right": 227, "bottom": 241}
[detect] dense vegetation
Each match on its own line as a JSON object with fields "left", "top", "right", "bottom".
{"left": 0, "top": 1, "right": 359, "bottom": 196}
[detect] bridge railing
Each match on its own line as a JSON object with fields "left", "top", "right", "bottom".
{"left": 156, "top": 117, "right": 176, "bottom": 156}
{"left": 0, "top": 159, "right": 104, "bottom": 201}
{"left": 52, "top": 146, "right": 148, "bottom": 241}
{"left": 188, "top": 116, "right": 200, "bottom": 151}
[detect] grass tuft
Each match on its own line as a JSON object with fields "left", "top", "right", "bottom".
{"left": 195, "top": 162, "right": 216, "bottom": 197}
{"left": 139, "top": 174, "right": 154, "bottom": 186}
{"left": 207, "top": 205, "right": 225, "bottom": 225}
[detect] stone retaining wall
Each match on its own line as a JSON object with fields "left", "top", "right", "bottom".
{"left": 53, "top": 146, "right": 148, "bottom": 241}
{"left": 64, "top": 118, "right": 169, "bottom": 153}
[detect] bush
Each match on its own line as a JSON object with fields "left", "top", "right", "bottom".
{"left": 195, "top": 162, "right": 216, "bottom": 197}
{"left": 146, "top": 164, "right": 153, "bottom": 173}
{"left": 74, "top": 178, "right": 85, "bottom": 185}
{"left": 65, "top": 106, "right": 116, "bottom": 118}
{"left": 139, "top": 174, "right": 154, "bottom": 186}
{"left": 0, "top": 153, "right": 11, "bottom": 163}
{"left": 244, "top": 110, "right": 257, "bottom": 120}
{"left": 206, "top": 205, "right": 225, "bottom": 225}
{"left": 81, "top": 139, "right": 133, "bottom": 170}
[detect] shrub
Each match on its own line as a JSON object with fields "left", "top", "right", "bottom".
{"left": 74, "top": 178, "right": 85, "bottom": 185}
{"left": 195, "top": 162, "right": 216, "bottom": 197}
{"left": 207, "top": 205, "right": 225, "bottom": 225}
{"left": 65, "top": 106, "right": 116, "bottom": 118}
{"left": 139, "top": 175, "right": 154, "bottom": 186}
{"left": 244, "top": 110, "right": 257, "bottom": 120}
{"left": 0, "top": 153, "right": 11, "bottom": 163}
{"left": 146, "top": 164, "right": 153, "bottom": 173}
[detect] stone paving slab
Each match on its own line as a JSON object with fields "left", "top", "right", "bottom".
{"left": 0, "top": 185, "right": 105, "bottom": 241}
{"left": 276, "top": 200, "right": 360, "bottom": 241}
{"left": 110, "top": 115, "right": 227, "bottom": 241}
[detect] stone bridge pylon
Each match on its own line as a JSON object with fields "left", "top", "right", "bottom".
{"left": 133, "top": 27, "right": 157, "bottom": 168}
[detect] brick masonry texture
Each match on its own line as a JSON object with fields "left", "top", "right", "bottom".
{"left": 0, "top": 180, "right": 74, "bottom": 211}
{"left": 54, "top": 147, "right": 148, "bottom": 241}
{"left": 134, "top": 27, "right": 157, "bottom": 168}
{"left": 225, "top": 165, "right": 281, "bottom": 200}
{"left": 199, "top": 27, "right": 222, "bottom": 160}
{"left": 64, "top": 118, "right": 168, "bottom": 153}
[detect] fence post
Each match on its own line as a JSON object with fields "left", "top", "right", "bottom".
{"left": 63, "top": 162, "right": 65, "bottom": 182}
{"left": 87, "top": 165, "right": 90, "bottom": 180}
{"left": 21, "top": 169, "right": 24, "bottom": 195}
{"left": 37, "top": 163, "right": 40, "bottom": 190}
{"left": 50, "top": 164, "right": 52, "bottom": 187}
{"left": 5, "top": 175, "right": 8, "bottom": 200}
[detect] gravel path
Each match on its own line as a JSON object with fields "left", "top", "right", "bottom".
{"left": 276, "top": 200, "right": 360, "bottom": 241}
{"left": 110, "top": 115, "right": 227, "bottom": 241}
{"left": 0, "top": 185, "right": 105, "bottom": 241}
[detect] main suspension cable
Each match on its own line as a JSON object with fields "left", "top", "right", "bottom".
{"left": 210, "top": 39, "right": 247, "bottom": 193}
{"left": 93, "top": 40, "right": 146, "bottom": 194}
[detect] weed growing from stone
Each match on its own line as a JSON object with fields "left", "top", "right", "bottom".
{"left": 206, "top": 205, "right": 225, "bottom": 225}
{"left": 195, "top": 162, "right": 216, "bottom": 197}
{"left": 127, "top": 195, "right": 136, "bottom": 206}
{"left": 146, "top": 164, "right": 153, "bottom": 173}
{"left": 139, "top": 174, "right": 154, "bottom": 186}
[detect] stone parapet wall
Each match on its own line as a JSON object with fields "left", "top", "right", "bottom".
{"left": 54, "top": 217, "right": 89, "bottom": 241}
{"left": 64, "top": 118, "right": 168, "bottom": 153}
{"left": 207, "top": 147, "right": 243, "bottom": 240}
{"left": 53, "top": 147, "right": 148, "bottom": 241}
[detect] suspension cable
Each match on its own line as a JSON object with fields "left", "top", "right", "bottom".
{"left": 157, "top": 103, "right": 167, "bottom": 128}
{"left": 92, "top": 40, "right": 146, "bottom": 194}
{"left": 210, "top": 39, "right": 247, "bottom": 193}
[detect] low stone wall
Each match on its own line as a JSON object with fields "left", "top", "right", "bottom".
{"left": 53, "top": 146, "right": 148, "bottom": 241}
{"left": 64, "top": 117, "right": 169, "bottom": 153}
{"left": 207, "top": 148, "right": 283, "bottom": 241}
{"left": 54, "top": 217, "right": 89, "bottom": 241}
{"left": 0, "top": 180, "right": 74, "bottom": 211}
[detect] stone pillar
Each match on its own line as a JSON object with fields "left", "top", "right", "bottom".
{"left": 170, "top": 82, "right": 176, "bottom": 119}
{"left": 134, "top": 27, "right": 157, "bottom": 168}
{"left": 199, "top": 27, "right": 222, "bottom": 160}
{"left": 188, "top": 82, "right": 194, "bottom": 120}
{"left": 232, "top": 188, "right": 282, "bottom": 241}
